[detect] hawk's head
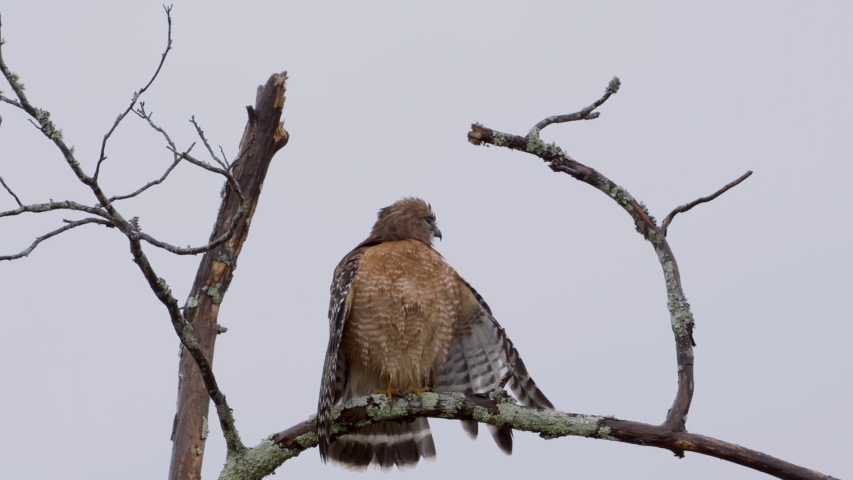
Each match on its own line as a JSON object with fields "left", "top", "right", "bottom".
{"left": 369, "top": 197, "right": 442, "bottom": 245}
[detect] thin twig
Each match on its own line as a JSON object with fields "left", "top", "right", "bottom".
{"left": 109, "top": 155, "right": 183, "bottom": 202}
{"left": 661, "top": 170, "right": 753, "bottom": 236}
{"left": 190, "top": 116, "right": 228, "bottom": 170}
{"left": 218, "top": 145, "right": 230, "bottom": 169}
{"left": 0, "top": 176, "right": 23, "bottom": 207}
{"left": 0, "top": 218, "right": 113, "bottom": 261}
{"left": 528, "top": 76, "right": 621, "bottom": 135}
{"left": 93, "top": 5, "right": 173, "bottom": 181}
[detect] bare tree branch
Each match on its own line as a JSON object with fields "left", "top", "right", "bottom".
{"left": 661, "top": 170, "right": 753, "bottom": 235}
{"left": 0, "top": 217, "right": 114, "bottom": 261}
{"left": 0, "top": 200, "right": 110, "bottom": 220}
{"left": 0, "top": 176, "right": 23, "bottom": 207}
{"left": 528, "top": 76, "right": 621, "bottom": 135}
{"left": 213, "top": 392, "right": 839, "bottom": 480}
{"left": 93, "top": 5, "right": 174, "bottom": 181}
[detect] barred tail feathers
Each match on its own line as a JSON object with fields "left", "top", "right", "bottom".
{"left": 326, "top": 418, "right": 436, "bottom": 471}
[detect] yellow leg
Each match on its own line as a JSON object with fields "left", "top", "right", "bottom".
{"left": 406, "top": 384, "right": 431, "bottom": 398}
{"left": 373, "top": 383, "right": 402, "bottom": 398}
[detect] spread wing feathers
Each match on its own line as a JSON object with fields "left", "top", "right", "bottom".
{"left": 433, "top": 277, "right": 554, "bottom": 454}
{"left": 326, "top": 419, "right": 436, "bottom": 471}
{"left": 318, "top": 247, "right": 364, "bottom": 463}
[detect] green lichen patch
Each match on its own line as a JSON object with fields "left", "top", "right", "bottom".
{"left": 218, "top": 439, "right": 298, "bottom": 480}
{"left": 474, "top": 402, "right": 606, "bottom": 439}
{"left": 420, "top": 391, "right": 439, "bottom": 410}
{"left": 492, "top": 132, "right": 509, "bottom": 147}
{"left": 205, "top": 283, "right": 222, "bottom": 304}
{"left": 666, "top": 279, "right": 695, "bottom": 337}
{"left": 525, "top": 129, "right": 565, "bottom": 158}
{"left": 597, "top": 425, "right": 619, "bottom": 441}
{"left": 156, "top": 277, "right": 172, "bottom": 296}
{"left": 295, "top": 431, "right": 318, "bottom": 448}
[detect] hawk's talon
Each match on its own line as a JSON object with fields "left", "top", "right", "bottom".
{"left": 374, "top": 386, "right": 402, "bottom": 398}
{"left": 407, "top": 384, "right": 431, "bottom": 398}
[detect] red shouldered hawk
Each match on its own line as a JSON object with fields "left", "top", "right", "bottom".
{"left": 318, "top": 198, "right": 553, "bottom": 470}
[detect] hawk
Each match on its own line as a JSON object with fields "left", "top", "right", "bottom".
{"left": 317, "top": 197, "right": 553, "bottom": 470}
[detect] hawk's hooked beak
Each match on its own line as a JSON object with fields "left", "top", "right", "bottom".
{"left": 433, "top": 227, "right": 443, "bottom": 241}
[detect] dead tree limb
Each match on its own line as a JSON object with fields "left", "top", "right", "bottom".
{"left": 168, "top": 71, "right": 289, "bottom": 480}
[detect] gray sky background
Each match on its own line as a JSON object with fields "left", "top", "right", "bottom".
{"left": 1, "top": 1, "right": 850, "bottom": 479}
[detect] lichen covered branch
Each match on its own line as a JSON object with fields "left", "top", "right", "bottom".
{"left": 217, "top": 392, "right": 836, "bottom": 480}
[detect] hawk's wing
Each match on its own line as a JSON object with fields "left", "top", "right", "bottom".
{"left": 433, "top": 276, "right": 554, "bottom": 453}
{"left": 317, "top": 246, "right": 365, "bottom": 462}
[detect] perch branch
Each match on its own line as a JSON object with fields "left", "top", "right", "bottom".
{"left": 93, "top": 5, "right": 173, "bottom": 181}
{"left": 661, "top": 170, "right": 753, "bottom": 235}
{"left": 216, "top": 392, "right": 837, "bottom": 480}
{"left": 0, "top": 217, "right": 114, "bottom": 261}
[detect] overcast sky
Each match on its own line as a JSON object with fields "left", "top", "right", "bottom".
{"left": 1, "top": 1, "right": 850, "bottom": 479}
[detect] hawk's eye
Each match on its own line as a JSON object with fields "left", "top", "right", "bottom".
{"left": 424, "top": 215, "right": 435, "bottom": 225}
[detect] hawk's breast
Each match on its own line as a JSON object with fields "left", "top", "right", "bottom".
{"left": 342, "top": 239, "right": 461, "bottom": 390}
